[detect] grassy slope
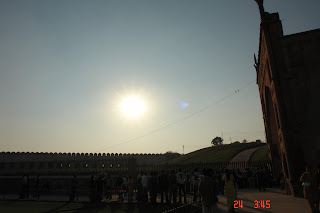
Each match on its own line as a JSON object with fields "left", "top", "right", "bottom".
{"left": 164, "top": 142, "right": 267, "bottom": 164}
{"left": 250, "top": 146, "right": 269, "bottom": 162}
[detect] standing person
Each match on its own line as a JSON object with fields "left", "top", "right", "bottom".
{"left": 20, "top": 175, "right": 27, "bottom": 199}
{"left": 247, "top": 168, "right": 255, "bottom": 189}
{"left": 217, "top": 170, "right": 224, "bottom": 195}
{"left": 193, "top": 168, "right": 201, "bottom": 202}
{"left": 185, "top": 171, "right": 191, "bottom": 194}
{"left": 89, "top": 175, "right": 97, "bottom": 202}
{"left": 105, "top": 174, "right": 112, "bottom": 200}
{"left": 70, "top": 175, "right": 78, "bottom": 202}
{"left": 168, "top": 170, "right": 177, "bottom": 204}
{"left": 176, "top": 168, "right": 187, "bottom": 204}
{"left": 122, "top": 176, "right": 128, "bottom": 201}
{"left": 235, "top": 169, "right": 243, "bottom": 189}
{"left": 264, "top": 166, "right": 272, "bottom": 188}
{"left": 199, "top": 168, "right": 219, "bottom": 213}
{"left": 300, "top": 166, "right": 320, "bottom": 213}
{"left": 96, "top": 175, "right": 104, "bottom": 202}
{"left": 158, "top": 170, "right": 169, "bottom": 204}
{"left": 316, "top": 165, "right": 320, "bottom": 213}
{"left": 115, "top": 174, "right": 123, "bottom": 202}
{"left": 279, "top": 172, "right": 285, "bottom": 190}
{"left": 127, "top": 176, "right": 134, "bottom": 203}
{"left": 141, "top": 172, "right": 149, "bottom": 204}
{"left": 136, "top": 172, "right": 143, "bottom": 203}
{"left": 222, "top": 169, "right": 237, "bottom": 213}
{"left": 150, "top": 171, "right": 159, "bottom": 204}
{"left": 256, "top": 168, "right": 265, "bottom": 191}
{"left": 35, "top": 175, "right": 41, "bottom": 200}
{"left": 26, "top": 175, "right": 30, "bottom": 199}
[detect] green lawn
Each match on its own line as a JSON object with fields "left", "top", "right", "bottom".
{"left": 164, "top": 142, "right": 266, "bottom": 164}
{"left": 250, "top": 146, "right": 269, "bottom": 162}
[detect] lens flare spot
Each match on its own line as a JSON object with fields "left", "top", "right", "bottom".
{"left": 181, "top": 102, "right": 189, "bottom": 109}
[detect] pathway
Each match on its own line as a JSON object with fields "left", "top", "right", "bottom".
{"left": 230, "top": 146, "right": 265, "bottom": 163}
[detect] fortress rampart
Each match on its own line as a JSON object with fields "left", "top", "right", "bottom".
{"left": 0, "top": 152, "right": 180, "bottom": 170}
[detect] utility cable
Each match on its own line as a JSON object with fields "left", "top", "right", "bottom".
{"left": 94, "top": 80, "right": 256, "bottom": 153}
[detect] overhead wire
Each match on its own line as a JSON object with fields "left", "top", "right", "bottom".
{"left": 94, "top": 80, "right": 256, "bottom": 153}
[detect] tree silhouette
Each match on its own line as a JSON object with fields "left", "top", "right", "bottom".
{"left": 211, "top": 137, "right": 223, "bottom": 146}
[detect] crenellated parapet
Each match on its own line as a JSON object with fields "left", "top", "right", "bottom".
{"left": 0, "top": 152, "right": 163, "bottom": 159}
{"left": 0, "top": 152, "right": 179, "bottom": 170}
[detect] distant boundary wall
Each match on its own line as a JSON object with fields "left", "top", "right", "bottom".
{"left": 0, "top": 152, "right": 179, "bottom": 170}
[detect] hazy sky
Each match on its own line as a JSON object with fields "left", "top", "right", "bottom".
{"left": 1, "top": 0, "right": 319, "bottom": 154}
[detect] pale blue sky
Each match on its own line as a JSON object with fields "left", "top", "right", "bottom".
{"left": 1, "top": 0, "right": 319, "bottom": 154}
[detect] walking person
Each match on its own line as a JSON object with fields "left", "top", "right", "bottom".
{"left": 199, "top": 168, "right": 219, "bottom": 213}
{"left": 176, "top": 168, "right": 187, "bottom": 204}
{"left": 300, "top": 165, "right": 320, "bottom": 213}
{"left": 222, "top": 169, "right": 237, "bottom": 212}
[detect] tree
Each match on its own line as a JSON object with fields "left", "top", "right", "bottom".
{"left": 242, "top": 139, "right": 247, "bottom": 144}
{"left": 211, "top": 137, "right": 223, "bottom": 146}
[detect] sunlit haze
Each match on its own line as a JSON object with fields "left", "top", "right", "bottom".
{"left": 0, "top": 0, "right": 319, "bottom": 154}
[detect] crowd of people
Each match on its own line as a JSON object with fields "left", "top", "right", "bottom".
{"left": 18, "top": 165, "right": 320, "bottom": 212}
{"left": 85, "top": 166, "right": 274, "bottom": 212}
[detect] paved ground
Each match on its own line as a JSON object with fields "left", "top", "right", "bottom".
{"left": 216, "top": 187, "right": 310, "bottom": 213}
{"left": 230, "top": 146, "right": 265, "bottom": 163}
{"left": 0, "top": 187, "right": 312, "bottom": 213}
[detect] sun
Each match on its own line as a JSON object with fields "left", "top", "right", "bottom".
{"left": 121, "top": 95, "right": 146, "bottom": 117}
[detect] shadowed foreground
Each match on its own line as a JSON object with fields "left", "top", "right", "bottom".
{"left": 0, "top": 188, "right": 310, "bottom": 213}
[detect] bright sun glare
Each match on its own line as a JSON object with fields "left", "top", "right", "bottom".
{"left": 121, "top": 96, "right": 146, "bottom": 117}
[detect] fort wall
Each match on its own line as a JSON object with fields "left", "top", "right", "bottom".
{"left": 254, "top": 1, "right": 320, "bottom": 196}
{"left": 0, "top": 152, "right": 179, "bottom": 170}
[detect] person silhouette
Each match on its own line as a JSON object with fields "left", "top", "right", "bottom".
{"left": 300, "top": 165, "right": 320, "bottom": 213}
